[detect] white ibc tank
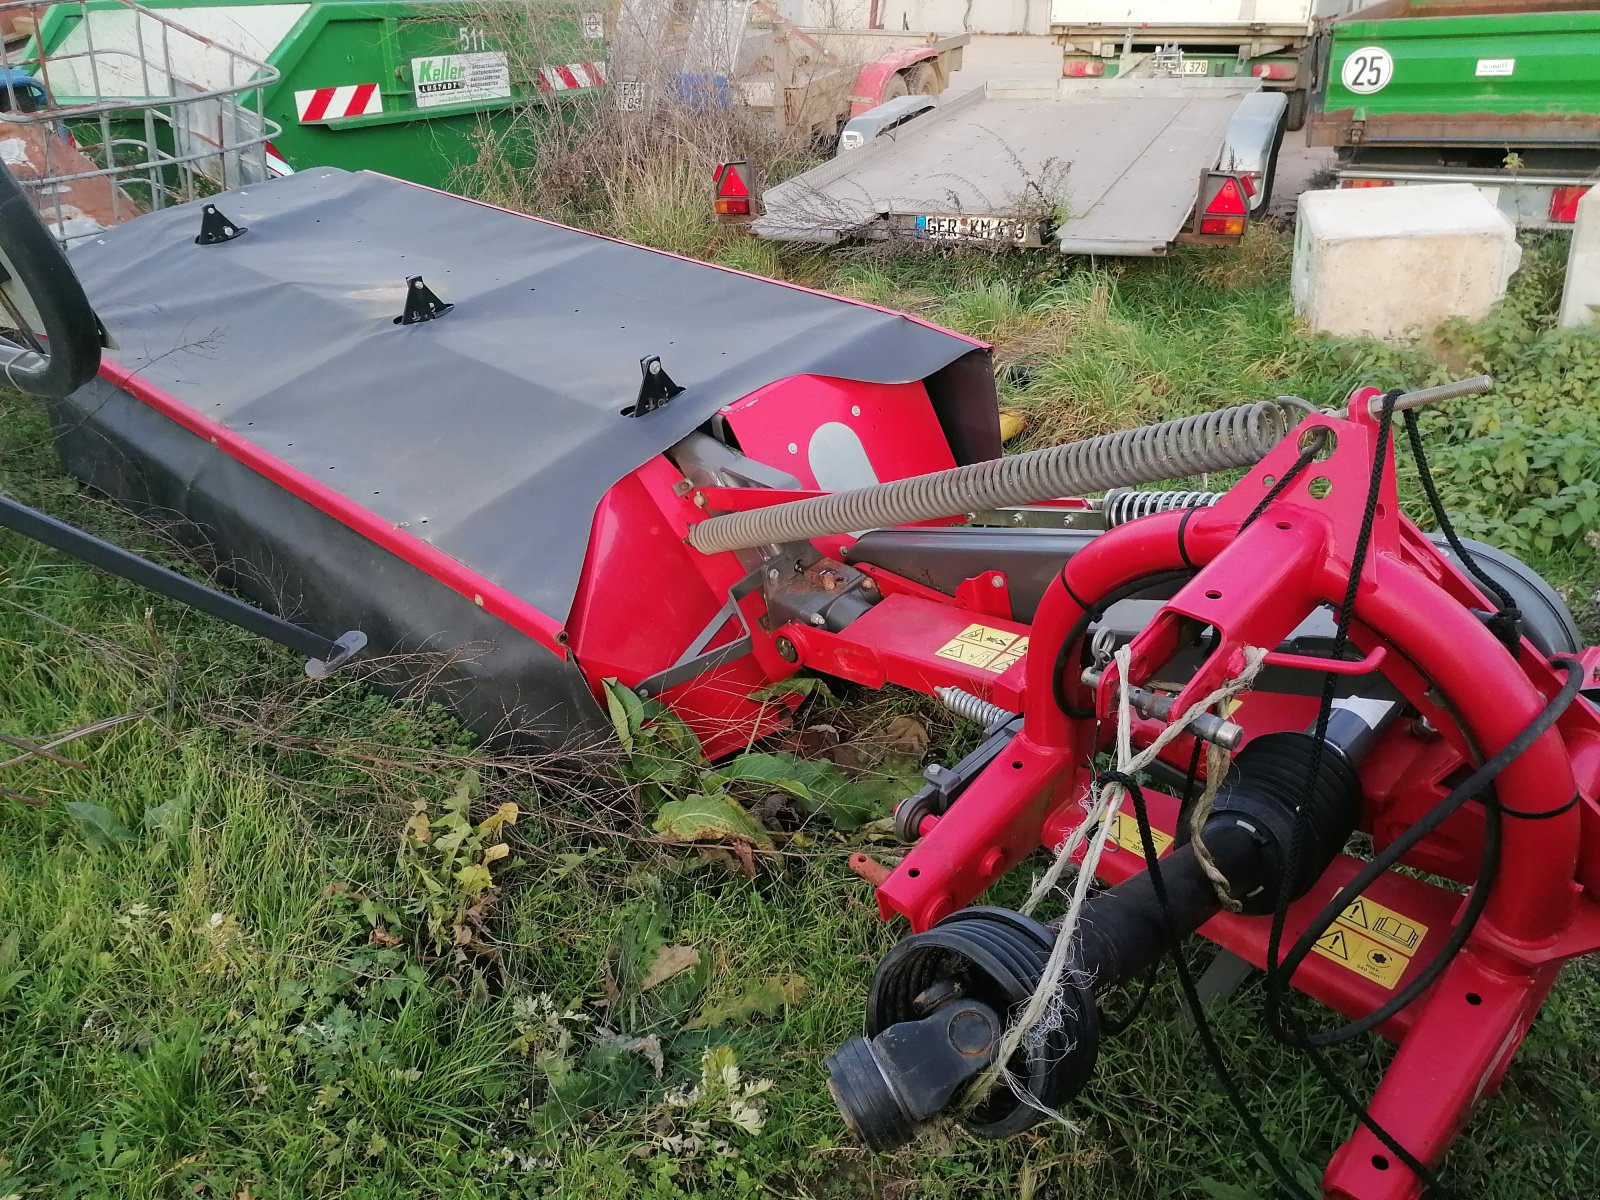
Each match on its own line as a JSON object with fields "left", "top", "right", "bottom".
{"left": 1292, "top": 184, "right": 1522, "bottom": 344}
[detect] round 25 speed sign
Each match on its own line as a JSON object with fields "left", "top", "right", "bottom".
{"left": 1341, "top": 46, "right": 1394, "bottom": 94}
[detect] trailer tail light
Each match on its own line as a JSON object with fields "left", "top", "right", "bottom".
{"left": 1549, "top": 185, "right": 1590, "bottom": 224}
{"left": 1198, "top": 173, "right": 1248, "bottom": 237}
{"left": 1062, "top": 58, "right": 1106, "bottom": 78}
{"left": 1340, "top": 178, "right": 1394, "bottom": 189}
{"left": 1250, "top": 62, "right": 1297, "bottom": 81}
{"left": 712, "top": 160, "right": 755, "bottom": 220}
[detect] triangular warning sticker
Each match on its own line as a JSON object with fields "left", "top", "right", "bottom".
{"left": 1316, "top": 929, "right": 1350, "bottom": 961}
{"left": 1343, "top": 899, "right": 1370, "bottom": 930}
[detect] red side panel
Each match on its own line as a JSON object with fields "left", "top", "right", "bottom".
{"left": 718, "top": 376, "right": 956, "bottom": 489}
{"left": 565, "top": 456, "right": 797, "bottom": 760}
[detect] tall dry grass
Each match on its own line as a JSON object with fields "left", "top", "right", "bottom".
{"left": 446, "top": 0, "right": 831, "bottom": 257}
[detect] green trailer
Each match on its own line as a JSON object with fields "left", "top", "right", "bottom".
{"left": 1308, "top": 1, "right": 1600, "bottom": 229}
{"left": 31, "top": 0, "right": 601, "bottom": 190}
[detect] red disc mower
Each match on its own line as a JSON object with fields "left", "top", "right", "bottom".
{"left": 5, "top": 163, "right": 1600, "bottom": 1200}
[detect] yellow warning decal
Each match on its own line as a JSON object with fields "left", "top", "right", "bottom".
{"left": 1337, "top": 896, "right": 1426, "bottom": 956}
{"left": 1310, "top": 896, "right": 1428, "bottom": 990}
{"left": 1105, "top": 810, "right": 1174, "bottom": 859}
{"left": 934, "top": 624, "right": 1029, "bottom": 675}
{"left": 1312, "top": 925, "right": 1408, "bottom": 989}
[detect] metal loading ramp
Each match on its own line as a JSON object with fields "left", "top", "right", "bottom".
{"left": 756, "top": 77, "right": 1261, "bottom": 256}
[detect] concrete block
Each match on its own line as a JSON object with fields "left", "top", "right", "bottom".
{"left": 1559, "top": 187, "right": 1600, "bottom": 329}
{"left": 1292, "top": 184, "right": 1521, "bottom": 343}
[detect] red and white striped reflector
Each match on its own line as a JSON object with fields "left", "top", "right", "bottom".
{"left": 295, "top": 83, "right": 383, "bottom": 123}
{"left": 537, "top": 62, "right": 607, "bottom": 92}
{"left": 264, "top": 141, "right": 294, "bottom": 177}
{"left": 1062, "top": 59, "right": 1106, "bottom": 78}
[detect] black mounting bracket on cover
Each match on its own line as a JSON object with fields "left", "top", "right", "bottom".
{"left": 397, "top": 275, "right": 453, "bottom": 325}
{"left": 628, "top": 354, "right": 684, "bottom": 417}
{"left": 195, "top": 204, "right": 246, "bottom": 245}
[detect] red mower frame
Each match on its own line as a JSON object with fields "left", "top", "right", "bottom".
{"left": 694, "top": 387, "right": 1600, "bottom": 1200}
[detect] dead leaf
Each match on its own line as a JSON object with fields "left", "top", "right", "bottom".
{"left": 799, "top": 723, "right": 842, "bottom": 754}
{"left": 626, "top": 1033, "right": 665, "bottom": 1077}
{"left": 750, "top": 790, "right": 805, "bottom": 832}
{"left": 687, "top": 974, "right": 808, "bottom": 1029}
{"left": 368, "top": 925, "right": 401, "bottom": 948}
{"left": 883, "top": 714, "right": 930, "bottom": 754}
{"left": 653, "top": 793, "right": 773, "bottom": 849}
{"left": 732, "top": 840, "right": 758, "bottom": 879}
{"left": 639, "top": 944, "right": 701, "bottom": 991}
{"left": 998, "top": 410, "right": 1027, "bottom": 442}
{"left": 822, "top": 742, "right": 870, "bottom": 772}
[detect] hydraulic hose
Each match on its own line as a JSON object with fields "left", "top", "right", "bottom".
{"left": 687, "top": 399, "right": 1306, "bottom": 555}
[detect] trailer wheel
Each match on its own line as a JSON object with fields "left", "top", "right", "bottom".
{"left": 881, "top": 72, "right": 909, "bottom": 102}
{"left": 0, "top": 160, "right": 101, "bottom": 397}
{"left": 907, "top": 64, "right": 939, "bottom": 95}
{"left": 1253, "top": 111, "right": 1288, "bottom": 217}
{"left": 1285, "top": 88, "right": 1308, "bottom": 133}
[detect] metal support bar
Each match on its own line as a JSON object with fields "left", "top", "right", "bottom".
{"left": 0, "top": 492, "right": 363, "bottom": 674}
{"left": 1081, "top": 666, "right": 1244, "bottom": 750}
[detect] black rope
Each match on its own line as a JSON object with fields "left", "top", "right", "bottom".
{"left": 1079, "top": 394, "right": 1575, "bottom": 1196}
{"left": 1101, "top": 739, "right": 1206, "bottom": 1039}
{"left": 1265, "top": 391, "right": 1403, "bottom": 1043}
{"left": 1106, "top": 768, "right": 1312, "bottom": 1200}
{"left": 1401, "top": 410, "right": 1523, "bottom": 649}
{"left": 1242, "top": 436, "right": 1324, "bottom": 531}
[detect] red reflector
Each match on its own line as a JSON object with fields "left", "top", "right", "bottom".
{"left": 1341, "top": 178, "right": 1394, "bottom": 189}
{"left": 717, "top": 163, "right": 750, "bottom": 199}
{"left": 1201, "top": 215, "right": 1247, "bottom": 237}
{"left": 1062, "top": 59, "right": 1106, "bottom": 78}
{"left": 1550, "top": 185, "right": 1590, "bottom": 224}
{"left": 1250, "top": 62, "right": 1297, "bottom": 81}
{"left": 1240, "top": 173, "right": 1258, "bottom": 197}
{"left": 1206, "top": 177, "right": 1248, "bottom": 216}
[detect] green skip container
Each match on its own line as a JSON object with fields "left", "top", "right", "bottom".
{"left": 32, "top": 0, "right": 603, "bottom": 190}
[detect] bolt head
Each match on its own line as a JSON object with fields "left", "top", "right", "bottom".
{"left": 809, "top": 613, "right": 826, "bottom": 626}
{"left": 1012, "top": 512, "right": 1025, "bottom": 525}
{"left": 768, "top": 568, "right": 781, "bottom": 580}
{"left": 775, "top": 637, "right": 798, "bottom": 662}
{"left": 946, "top": 1007, "right": 996, "bottom": 1057}
{"left": 989, "top": 575, "right": 1004, "bottom": 588}
{"left": 648, "top": 361, "right": 662, "bottom": 375}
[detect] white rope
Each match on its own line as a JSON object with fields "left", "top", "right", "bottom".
{"left": 968, "top": 642, "right": 1269, "bottom": 1118}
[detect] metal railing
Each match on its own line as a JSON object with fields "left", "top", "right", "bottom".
{"left": 0, "top": 0, "right": 281, "bottom": 241}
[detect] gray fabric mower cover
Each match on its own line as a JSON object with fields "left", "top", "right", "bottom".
{"left": 65, "top": 168, "right": 994, "bottom": 624}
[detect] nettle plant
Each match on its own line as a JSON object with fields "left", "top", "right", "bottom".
{"left": 1430, "top": 325, "right": 1600, "bottom": 558}
{"left": 600, "top": 679, "right": 896, "bottom": 847}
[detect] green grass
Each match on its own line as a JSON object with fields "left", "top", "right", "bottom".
{"left": 3, "top": 217, "right": 1600, "bottom": 1200}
